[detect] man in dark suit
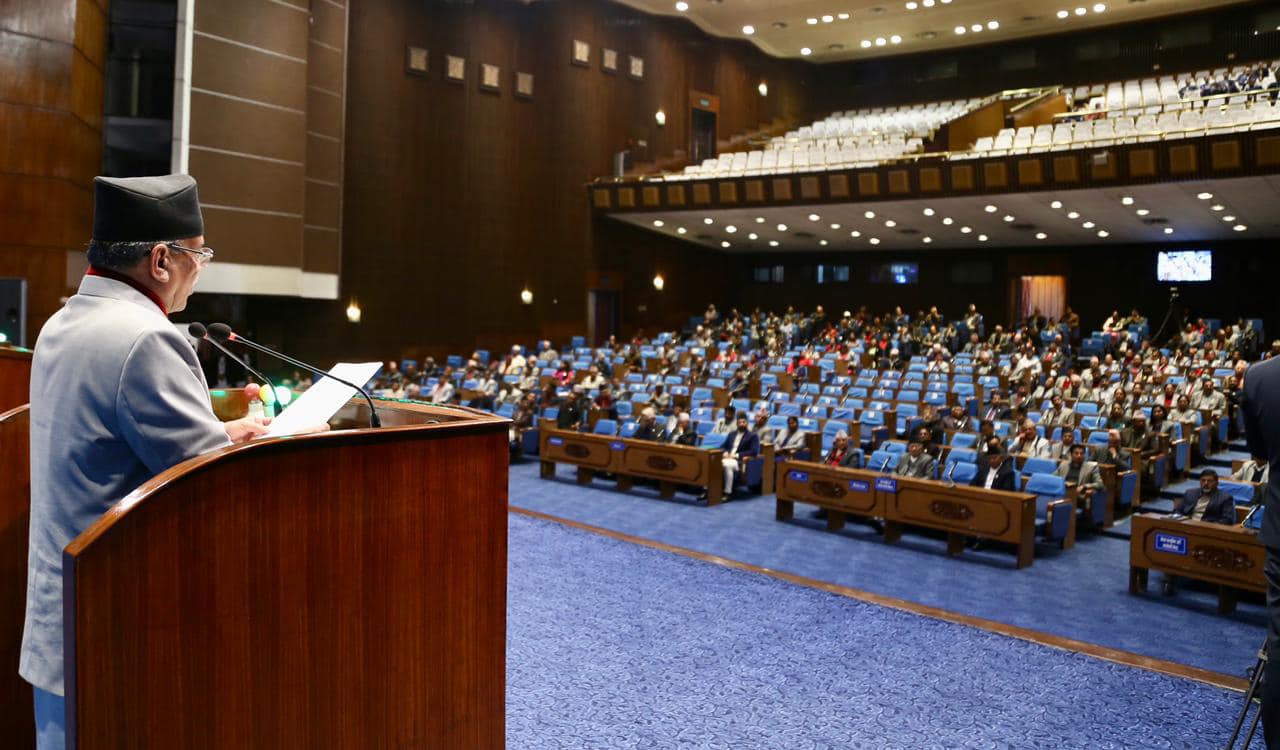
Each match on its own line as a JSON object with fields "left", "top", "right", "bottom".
{"left": 1243, "top": 357, "right": 1280, "bottom": 749}
{"left": 663, "top": 412, "right": 699, "bottom": 446}
{"left": 556, "top": 385, "right": 588, "bottom": 430}
{"left": 632, "top": 408, "right": 661, "bottom": 441}
{"left": 971, "top": 443, "right": 1016, "bottom": 491}
{"left": 720, "top": 414, "right": 760, "bottom": 498}
{"left": 1173, "top": 470, "right": 1236, "bottom": 525}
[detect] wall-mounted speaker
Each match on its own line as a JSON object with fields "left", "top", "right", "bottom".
{"left": 0, "top": 278, "right": 28, "bottom": 347}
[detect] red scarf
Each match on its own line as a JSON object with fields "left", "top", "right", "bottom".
{"left": 86, "top": 266, "right": 168, "bottom": 315}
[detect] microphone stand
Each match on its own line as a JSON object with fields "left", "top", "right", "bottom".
{"left": 189, "top": 323, "right": 280, "bottom": 417}
{"left": 210, "top": 324, "right": 381, "bottom": 428}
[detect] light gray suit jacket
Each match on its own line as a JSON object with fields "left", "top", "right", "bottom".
{"left": 22, "top": 275, "right": 231, "bottom": 695}
{"left": 1054, "top": 459, "right": 1104, "bottom": 493}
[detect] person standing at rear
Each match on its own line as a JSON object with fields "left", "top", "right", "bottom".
{"left": 1242, "top": 356, "right": 1280, "bottom": 749}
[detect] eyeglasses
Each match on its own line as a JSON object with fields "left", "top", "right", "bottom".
{"left": 166, "top": 242, "right": 215, "bottom": 267}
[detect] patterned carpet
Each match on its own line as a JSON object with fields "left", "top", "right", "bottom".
{"left": 509, "top": 460, "right": 1267, "bottom": 678}
{"left": 507, "top": 513, "right": 1247, "bottom": 749}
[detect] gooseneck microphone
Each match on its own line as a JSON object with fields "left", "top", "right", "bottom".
{"left": 207, "top": 323, "right": 381, "bottom": 428}
{"left": 189, "top": 322, "right": 280, "bottom": 416}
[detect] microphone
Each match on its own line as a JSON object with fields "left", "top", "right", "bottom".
{"left": 942, "top": 460, "right": 956, "bottom": 486}
{"left": 189, "top": 322, "right": 280, "bottom": 417}
{"left": 208, "top": 323, "right": 381, "bottom": 428}
{"left": 878, "top": 454, "right": 892, "bottom": 473}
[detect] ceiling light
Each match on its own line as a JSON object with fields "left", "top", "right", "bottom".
{"left": 1035, "top": 232, "right": 1048, "bottom": 240}
{"left": 653, "top": 220, "right": 664, "bottom": 227}
{"left": 1097, "top": 230, "right": 1109, "bottom": 238}
{"left": 923, "top": 0, "right": 935, "bottom": 6}
{"left": 742, "top": 25, "right": 755, "bottom": 35}
{"left": 1211, "top": 204, "right": 1225, "bottom": 211}
{"left": 885, "top": 219, "right": 897, "bottom": 227}
{"left": 653, "top": 274, "right": 664, "bottom": 290}
{"left": 987, "top": 20, "right": 999, "bottom": 30}
{"left": 922, "top": 236, "right": 932, "bottom": 243}
{"left": 1074, "top": 7, "right": 1087, "bottom": 16}
{"left": 1067, "top": 211, "right": 1080, "bottom": 219}
{"left": 978, "top": 234, "right": 988, "bottom": 241}
{"left": 777, "top": 223, "right": 788, "bottom": 231}
{"left": 1121, "top": 196, "right": 1134, "bottom": 205}
{"left": 748, "top": 232, "right": 758, "bottom": 240}
{"left": 830, "top": 223, "right": 841, "bottom": 230}
{"left": 1082, "top": 221, "right": 1095, "bottom": 229}
{"left": 1003, "top": 214, "right": 1015, "bottom": 222}
{"left": 755, "top": 217, "right": 765, "bottom": 223}
{"left": 838, "top": 12, "right": 850, "bottom": 20}
{"left": 819, "top": 239, "right": 829, "bottom": 246}
{"left": 985, "top": 204, "right": 998, "bottom": 212}
{"left": 676, "top": 227, "right": 687, "bottom": 234}
{"left": 861, "top": 40, "right": 872, "bottom": 48}
{"left": 725, "top": 225, "right": 737, "bottom": 233}
{"left": 807, "top": 17, "right": 818, "bottom": 25}
{"left": 1093, "top": 2, "right": 1106, "bottom": 11}
{"left": 800, "top": 47, "right": 812, "bottom": 56}
{"left": 960, "top": 226, "right": 972, "bottom": 234}
{"left": 1135, "top": 209, "right": 1149, "bottom": 216}
{"left": 1057, "top": 10, "right": 1069, "bottom": 18}
{"left": 822, "top": 14, "right": 834, "bottom": 23}
{"left": 721, "top": 240, "right": 731, "bottom": 248}
{"left": 675, "top": 1, "right": 688, "bottom": 10}
{"left": 1197, "top": 192, "right": 1213, "bottom": 200}
{"left": 758, "top": 81, "right": 768, "bottom": 96}
{"left": 1163, "top": 227, "right": 1174, "bottom": 235}
{"left": 808, "top": 213, "right": 821, "bottom": 221}
{"left": 868, "top": 237, "right": 881, "bottom": 245}
{"left": 1050, "top": 200, "right": 1063, "bottom": 209}
{"left": 923, "top": 208, "right": 935, "bottom": 216}
{"left": 890, "top": 35, "right": 902, "bottom": 44}
{"left": 875, "top": 37, "right": 887, "bottom": 46}
{"left": 940, "top": 0, "right": 951, "bottom": 4}
{"left": 704, "top": 217, "right": 714, "bottom": 225}
{"left": 971, "top": 23, "right": 983, "bottom": 32}
{"left": 1234, "top": 224, "right": 1247, "bottom": 232}
{"left": 655, "top": 109, "right": 666, "bottom": 126}
{"left": 906, "top": 1, "right": 918, "bottom": 8}
{"left": 1222, "top": 215, "right": 1236, "bottom": 222}
{"left": 941, "top": 217, "right": 954, "bottom": 225}
{"left": 850, "top": 230, "right": 862, "bottom": 238}
{"left": 954, "top": 25, "right": 966, "bottom": 35}
{"left": 768, "top": 240, "right": 779, "bottom": 246}
{"left": 864, "top": 210, "right": 876, "bottom": 219}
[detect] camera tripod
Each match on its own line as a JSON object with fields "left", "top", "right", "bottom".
{"left": 1224, "top": 639, "right": 1269, "bottom": 750}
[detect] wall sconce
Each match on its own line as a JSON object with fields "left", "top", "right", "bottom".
{"left": 520, "top": 288, "right": 534, "bottom": 305}
{"left": 758, "top": 81, "right": 768, "bottom": 96}
{"left": 652, "top": 274, "right": 665, "bottom": 291}
{"left": 654, "top": 109, "right": 666, "bottom": 126}
{"left": 345, "top": 298, "right": 362, "bottom": 323}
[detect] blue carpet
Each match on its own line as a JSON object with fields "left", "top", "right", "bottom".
{"left": 510, "top": 460, "right": 1266, "bottom": 677}
{"left": 507, "top": 513, "right": 1246, "bottom": 749}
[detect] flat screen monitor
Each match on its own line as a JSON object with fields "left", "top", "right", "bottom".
{"left": 1156, "top": 250, "right": 1212, "bottom": 282}
{"left": 868, "top": 262, "right": 919, "bottom": 285}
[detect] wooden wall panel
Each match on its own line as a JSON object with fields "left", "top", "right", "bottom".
{"left": 0, "top": 0, "right": 104, "bottom": 343}
{"left": 188, "top": 149, "right": 306, "bottom": 216}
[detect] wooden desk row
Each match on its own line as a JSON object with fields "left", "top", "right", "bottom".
{"left": 539, "top": 429, "right": 728, "bottom": 504}
{"left": 1129, "top": 514, "right": 1267, "bottom": 614}
{"left": 775, "top": 461, "right": 1044, "bottom": 568}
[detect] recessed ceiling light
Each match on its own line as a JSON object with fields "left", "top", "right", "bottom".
{"left": 675, "top": 1, "right": 688, "bottom": 10}
{"left": 748, "top": 232, "right": 758, "bottom": 240}
{"left": 1234, "top": 224, "right": 1247, "bottom": 232}
{"left": 676, "top": 227, "right": 687, "bottom": 234}
{"left": 942, "top": 217, "right": 954, "bottom": 225}
{"left": 1211, "top": 204, "right": 1225, "bottom": 211}
{"left": 987, "top": 20, "right": 999, "bottom": 30}
{"left": 1082, "top": 221, "right": 1095, "bottom": 229}
{"left": 1050, "top": 200, "right": 1063, "bottom": 209}
{"left": 755, "top": 217, "right": 766, "bottom": 223}
{"left": 653, "top": 220, "right": 665, "bottom": 227}
{"left": 1057, "top": 9, "right": 1069, "bottom": 18}
{"left": 1036, "top": 232, "right": 1048, "bottom": 240}
{"left": 850, "top": 230, "right": 862, "bottom": 238}
{"left": 906, "top": 1, "right": 918, "bottom": 8}
{"left": 777, "top": 223, "right": 788, "bottom": 231}
{"left": 1163, "top": 227, "right": 1174, "bottom": 235}
{"left": 1135, "top": 209, "right": 1150, "bottom": 216}
{"left": 978, "top": 234, "right": 988, "bottom": 241}
{"left": 1121, "top": 196, "right": 1134, "bottom": 205}
{"left": 742, "top": 25, "right": 755, "bottom": 35}
{"left": 869, "top": 237, "right": 881, "bottom": 245}
{"left": 725, "top": 225, "right": 737, "bottom": 233}
{"left": 822, "top": 14, "right": 834, "bottom": 23}
{"left": 890, "top": 35, "right": 902, "bottom": 44}
{"left": 960, "top": 226, "right": 972, "bottom": 234}
{"left": 721, "top": 240, "right": 731, "bottom": 248}
{"left": 768, "top": 240, "right": 779, "bottom": 246}
{"left": 1067, "top": 211, "right": 1080, "bottom": 219}
{"left": 1197, "top": 192, "right": 1213, "bottom": 200}
{"left": 875, "top": 37, "right": 887, "bottom": 46}
{"left": 923, "top": 0, "right": 935, "bottom": 6}
{"left": 807, "top": 17, "right": 818, "bottom": 24}
{"left": 704, "top": 217, "right": 714, "bottom": 225}
{"left": 838, "top": 12, "right": 850, "bottom": 20}
{"left": 954, "top": 25, "right": 966, "bottom": 34}
{"left": 885, "top": 219, "right": 897, "bottom": 227}
{"left": 922, "top": 236, "right": 932, "bottom": 244}
{"left": 923, "top": 207, "right": 935, "bottom": 216}
{"left": 1074, "top": 7, "right": 1087, "bottom": 16}
{"left": 985, "top": 204, "right": 998, "bottom": 212}
{"left": 808, "top": 213, "right": 821, "bottom": 221}
{"left": 1003, "top": 214, "right": 1015, "bottom": 222}
{"left": 864, "top": 210, "right": 876, "bottom": 219}
{"left": 819, "top": 239, "right": 829, "bottom": 246}
{"left": 830, "top": 223, "right": 841, "bottom": 230}
{"left": 1093, "top": 2, "right": 1106, "bottom": 12}
{"left": 1222, "top": 215, "right": 1236, "bottom": 222}
{"left": 971, "top": 23, "right": 983, "bottom": 32}
{"left": 861, "top": 40, "right": 872, "bottom": 48}
{"left": 800, "top": 47, "right": 812, "bottom": 56}
{"left": 1097, "top": 230, "right": 1109, "bottom": 238}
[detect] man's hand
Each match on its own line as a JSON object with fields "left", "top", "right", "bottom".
{"left": 225, "top": 416, "right": 272, "bottom": 443}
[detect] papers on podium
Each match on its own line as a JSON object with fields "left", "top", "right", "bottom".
{"left": 265, "top": 361, "right": 382, "bottom": 437}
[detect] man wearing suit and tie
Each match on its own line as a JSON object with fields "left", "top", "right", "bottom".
{"left": 720, "top": 414, "right": 760, "bottom": 498}
{"left": 1243, "top": 357, "right": 1280, "bottom": 749}
{"left": 22, "top": 175, "right": 277, "bottom": 750}
{"left": 895, "top": 439, "right": 936, "bottom": 479}
{"left": 972, "top": 444, "right": 1016, "bottom": 491}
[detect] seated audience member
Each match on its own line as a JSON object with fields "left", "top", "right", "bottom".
{"left": 651, "top": 383, "right": 672, "bottom": 414}
{"left": 509, "top": 393, "right": 537, "bottom": 457}
{"left": 1105, "top": 403, "right": 1129, "bottom": 431}
{"left": 918, "top": 405, "right": 944, "bottom": 438}
{"left": 556, "top": 385, "right": 589, "bottom": 430}
{"left": 1173, "top": 470, "right": 1236, "bottom": 525}
{"left": 751, "top": 410, "right": 775, "bottom": 445}
{"left": 594, "top": 384, "right": 618, "bottom": 420}
{"left": 633, "top": 407, "right": 661, "bottom": 441}
{"left": 895, "top": 439, "right": 936, "bottom": 479}
{"left": 914, "top": 426, "right": 942, "bottom": 460}
{"left": 1093, "top": 429, "right": 1132, "bottom": 470}
{"left": 972, "top": 445, "right": 1016, "bottom": 491}
{"left": 719, "top": 415, "right": 760, "bottom": 498}
{"left": 468, "top": 370, "right": 498, "bottom": 410}
{"left": 823, "top": 431, "right": 859, "bottom": 468}
{"left": 504, "top": 345, "right": 527, "bottom": 376}
{"left": 429, "top": 370, "right": 455, "bottom": 403}
{"left": 1041, "top": 394, "right": 1074, "bottom": 429}
{"left": 981, "top": 391, "right": 1011, "bottom": 422}
{"left": 975, "top": 420, "right": 999, "bottom": 455}
{"left": 941, "top": 404, "right": 972, "bottom": 433}
{"left": 664, "top": 412, "right": 699, "bottom": 446}
{"left": 1047, "top": 430, "right": 1078, "bottom": 462}
{"left": 773, "top": 416, "right": 807, "bottom": 458}
{"left": 1054, "top": 444, "right": 1104, "bottom": 507}
{"left": 1120, "top": 412, "right": 1156, "bottom": 454}
{"left": 712, "top": 406, "right": 739, "bottom": 436}
{"left": 1008, "top": 420, "right": 1052, "bottom": 459}
{"left": 1148, "top": 404, "right": 1174, "bottom": 437}
{"left": 580, "top": 365, "right": 605, "bottom": 390}
{"left": 552, "top": 360, "right": 574, "bottom": 387}
{"left": 1233, "top": 456, "right": 1270, "bottom": 484}
{"left": 1189, "top": 377, "right": 1227, "bottom": 418}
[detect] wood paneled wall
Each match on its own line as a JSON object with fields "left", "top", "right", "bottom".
{"left": 0, "top": 0, "right": 107, "bottom": 344}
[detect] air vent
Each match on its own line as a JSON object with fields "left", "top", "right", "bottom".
{"left": 1141, "top": 217, "right": 1169, "bottom": 226}
{"left": 917, "top": 31, "right": 938, "bottom": 40}
{"left": 772, "top": 21, "right": 788, "bottom": 29}
{"left": 869, "top": 6, "right": 887, "bottom": 15}
{"left": 792, "top": 231, "right": 816, "bottom": 239}
{"left": 898, "top": 228, "right": 920, "bottom": 235}
{"left": 828, "top": 43, "right": 845, "bottom": 51}
{"left": 696, "top": 234, "right": 715, "bottom": 242}
{"left": 1012, "top": 223, "right": 1037, "bottom": 231}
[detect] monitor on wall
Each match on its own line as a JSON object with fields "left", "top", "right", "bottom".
{"left": 1156, "top": 250, "right": 1212, "bottom": 282}
{"left": 868, "top": 262, "right": 919, "bottom": 285}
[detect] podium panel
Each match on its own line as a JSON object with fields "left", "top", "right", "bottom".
{"left": 63, "top": 399, "right": 508, "bottom": 749}
{"left": 0, "top": 406, "right": 33, "bottom": 749}
{"left": 0, "top": 347, "right": 32, "bottom": 413}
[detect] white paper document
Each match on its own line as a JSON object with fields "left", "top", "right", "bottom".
{"left": 264, "top": 361, "right": 383, "bottom": 437}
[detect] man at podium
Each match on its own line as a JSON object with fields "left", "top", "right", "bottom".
{"left": 20, "top": 175, "right": 271, "bottom": 749}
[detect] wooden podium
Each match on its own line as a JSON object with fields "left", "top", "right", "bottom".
{"left": 0, "top": 346, "right": 32, "bottom": 413}
{"left": 4, "top": 395, "right": 509, "bottom": 749}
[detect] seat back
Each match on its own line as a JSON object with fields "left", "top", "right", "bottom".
{"left": 592, "top": 419, "right": 618, "bottom": 435}
{"left": 950, "top": 462, "right": 978, "bottom": 484}
{"left": 868, "top": 450, "right": 901, "bottom": 471}
{"left": 1021, "top": 456, "right": 1058, "bottom": 476}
